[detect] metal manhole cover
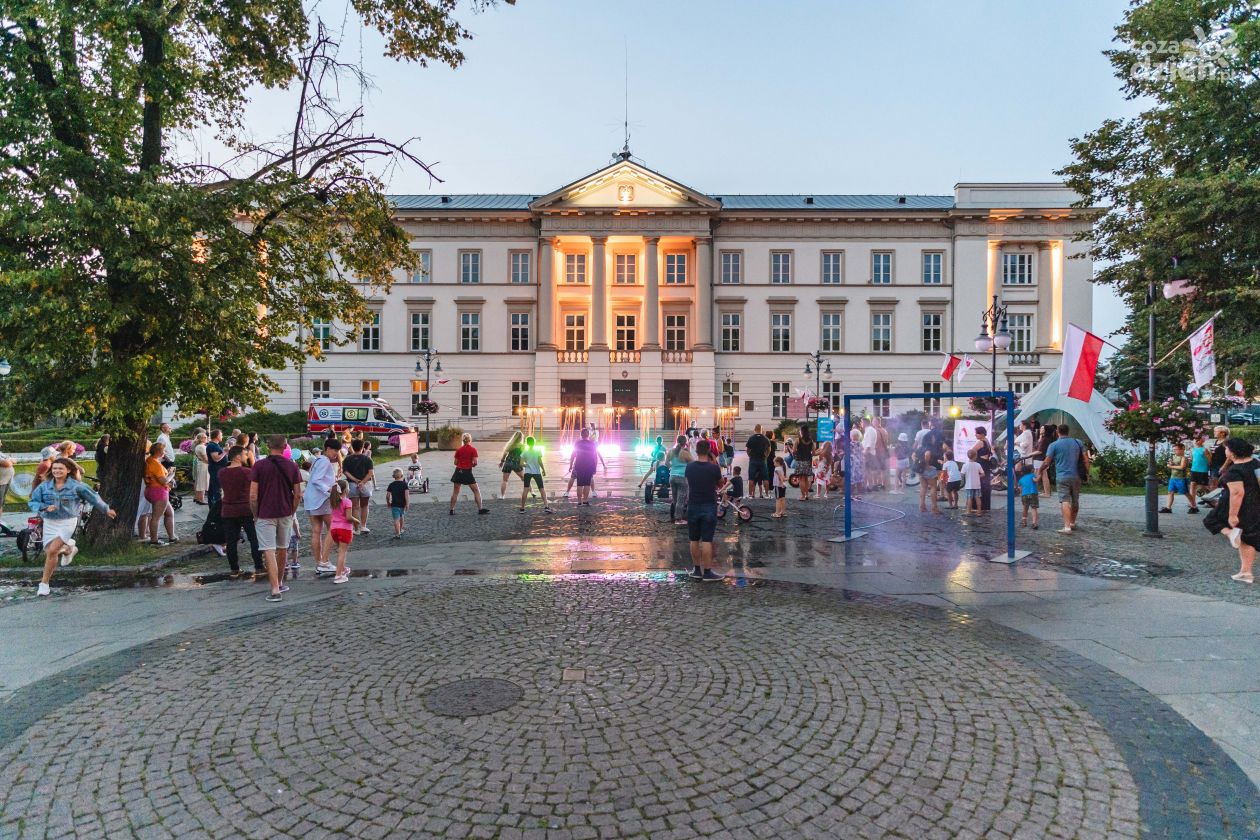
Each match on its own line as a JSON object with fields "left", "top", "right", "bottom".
{"left": 424, "top": 678, "right": 524, "bottom": 717}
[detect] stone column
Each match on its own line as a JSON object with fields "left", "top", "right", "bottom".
{"left": 590, "top": 235, "right": 608, "bottom": 349}
{"left": 537, "top": 237, "right": 555, "bottom": 349}
{"left": 642, "top": 236, "right": 661, "bottom": 349}
{"left": 1035, "top": 241, "right": 1052, "bottom": 350}
{"left": 695, "top": 236, "right": 713, "bottom": 349}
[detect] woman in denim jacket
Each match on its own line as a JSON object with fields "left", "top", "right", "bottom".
{"left": 28, "top": 457, "right": 117, "bottom": 597}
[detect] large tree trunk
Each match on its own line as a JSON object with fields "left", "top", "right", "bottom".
{"left": 85, "top": 416, "right": 148, "bottom": 549}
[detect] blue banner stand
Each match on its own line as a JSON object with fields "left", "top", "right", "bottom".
{"left": 835, "top": 390, "right": 1029, "bottom": 564}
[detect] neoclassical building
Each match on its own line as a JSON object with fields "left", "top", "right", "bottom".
{"left": 268, "top": 156, "right": 1095, "bottom": 434}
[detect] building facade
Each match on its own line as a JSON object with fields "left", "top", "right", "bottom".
{"left": 267, "top": 157, "right": 1095, "bottom": 435}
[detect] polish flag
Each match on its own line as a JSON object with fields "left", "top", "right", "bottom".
{"left": 1234, "top": 379, "right": 1245, "bottom": 395}
{"left": 1126, "top": 388, "right": 1141, "bottom": 410}
{"left": 1059, "top": 324, "right": 1104, "bottom": 402}
{"left": 956, "top": 355, "right": 975, "bottom": 382}
{"left": 940, "top": 354, "right": 962, "bottom": 380}
{"left": 434, "top": 378, "right": 450, "bottom": 386}
{"left": 1187, "top": 382, "right": 1201, "bottom": 396}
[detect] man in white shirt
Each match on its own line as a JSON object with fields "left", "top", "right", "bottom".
{"left": 156, "top": 422, "right": 175, "bottom": 468}
{"left": 0, "top": 438, "right": 14, "bottom": 529}
{"left": 1015, "top": 421, "right": 1035, "bottom": 465}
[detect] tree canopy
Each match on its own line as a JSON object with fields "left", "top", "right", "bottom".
{"left": 0, "top": 0, "right": 508, "bottom": 542}
{"left": 1059, "top": 0, "right": 1260, "bottom": 397}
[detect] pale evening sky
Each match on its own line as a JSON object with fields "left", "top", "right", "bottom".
{"left": 195, "top": 0, "right": 1143, "bottom": 342}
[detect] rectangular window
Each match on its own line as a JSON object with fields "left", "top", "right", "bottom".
{"left": 921, "top": 312, "right": 943, "bottom": 353}
{"left": 665, "top": 314, "right": 687, "bottom": 351}
{"left": 1002, "top": 253, "right": 1033, "bottom": 285}
{"left": 1009, "top": 313, "right": 1033, "bottom": 352}
{"left": 770, "top": 251, "right": 792, "bottom": 284}
{"left": 615, "top": 253, "right": 637, "bottom": 285}
{"left": 922, "top": 251, "right": 943, "bottom": 285}
{"left": 771, "top": 312, "right": 792, "bottom": 353}
{"left": 922, "top": 381, "right": 942, "bottom": 416}
{"left": 564, "top": 313, "right": 586, "bottom": 351}
{"left": 821, "top": 312, "right": 843, "bottom": 353}
{"left": 411, "top": 380, "right": 429, "bottom": 415}
{"left": 720, "top": 312, "right": 741, "bottom": 352}
{"left": 410, "top": 311, "right": 431, "bottom": 352}
{"left": 312, "top": 319, "right": 332, "bottom": 352}
{"left": 565, "top": 253, "right": 586, "bottom": 284}
{"left": 871, "top": 312, "right": 892, "bottom": 352}
{"left": 665, "top": 253, "right": 688, "bottom": 285}
{"left": 460, "top": 250, "right": 481, "bottom": 284}
{"left": 821, "top": 251, "right": 844, "bottom": 285}
{"left": 361, "top": 379, "right": 380, "bottom": 400}
{"left": 511, "top": 381, "right": 530, "bottom": 414}
{"left": 360, "top": 312, "right": 380, "bottom": 351}
{"left": 460, "top": 311, "right": 480, "bottom": 352}
{"left": 510, "top": 312, "right": 531, "bottom": 352}
{"left": 615, "top": 314, "right": 637, "bottom": 351}
{"left": 872, "top": 381, "right": 891, "bottom": 418}
{"left": 871, "top": 251, "right": 893, "bottom": 284}
{"left": 311, "top": 379, "right": 330, "bottom": 401}
{"left": 461, "top": 381, "right": 478, "bottom": 418}
{"left": 722, "top": 381, "right": 740, "bottom": 411}
{"left": 411, "top": 250, "right": 432, "bottom": 283}
{"left": 510, "top": 251, "right": 531, "bottom": 285}
{"left": 1011, "top": 379, "right": 1038, "bottom": 397}
{"left": 720, "top": 251, "right": 742, "bottom": 284}
{"left": 771, "top": 382, "right": 791, "bottom": 419}
{"left": 822, "top": 382, "right": 843, "bottom": 414}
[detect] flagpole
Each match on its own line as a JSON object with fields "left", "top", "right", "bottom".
{"left": 1154, "top": 309, "right": 1223, "bottom": 368}
{"left": 1144, "top": 280, "right": 1162, "bottom": 538}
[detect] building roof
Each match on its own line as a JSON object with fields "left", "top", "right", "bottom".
{"left": 388, "top": 193, "right": 955, "bottom": 212}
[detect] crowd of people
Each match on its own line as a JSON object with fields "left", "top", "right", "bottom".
{"left": 6, "top": 412, "right": 1259, "bottom": 597}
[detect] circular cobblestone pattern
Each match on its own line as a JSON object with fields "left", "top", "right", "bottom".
{"left": 0, "top": 577, "right": 1143, "bottom": 839}
{"left": 425, "top": 678, "right": 525, "bottom": 717}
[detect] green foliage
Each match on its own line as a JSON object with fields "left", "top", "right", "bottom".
{"left": 1091, "top": 446, "right": 1162, "bottom": 487}
{"left": 774, "top": 419, "right": 800, "bottom": 440}
{"left": 434, "top": 424, "right": 464, "bottom": 450}
{"left": 170, "top": 410, "right": 308, "bottom": 439}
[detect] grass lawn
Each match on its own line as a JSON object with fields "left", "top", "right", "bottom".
{"left": 1082, "top": 485, "right": 1146, "bottom": 496}
{"left": 0, "top": 539, "right": 187, "bottom": 569}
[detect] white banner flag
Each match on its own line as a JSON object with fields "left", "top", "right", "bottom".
{"left": 955, "top": 354, "right": 975, "bottom": 382}
{"left": 1188, "top": 318, "right": 1217, "bottom": 391}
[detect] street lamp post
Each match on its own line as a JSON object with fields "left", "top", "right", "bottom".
{"left": 974, "top": 295, "right": 1012, "bottom": 429}
{"left": 803, "top": 351, "right": 832, "bottom": 427}
{"left": 413, "top": 349, "right": 441, "bottom": 451}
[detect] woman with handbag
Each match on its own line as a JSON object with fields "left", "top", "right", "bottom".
{"left": 1203, "top": 438, "right": 1260, "bottom": 584}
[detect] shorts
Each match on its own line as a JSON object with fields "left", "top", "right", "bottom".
{"left": 1058, "top": 477, "right": 1082, "bottom": 506}
{"left": 523, "top": 473, "right": 544, "bottom": 490}
{"left": 255, "top": 515, "right": 294, "bottom": 551}
{"left": 965, "top": 489, "right": 981, "bottom": 502}
{"left": 306, "top": 499, "right": 332, "bottom": 517}
{"left": 451, "top": 468, "right": 477, "bottom": 485}
{"left": 947, "top": 480, "right": 962, "bottom": 493}
{"left": 1190, "top": 471, "right": 1209, "bottom": 485}
{"left": 143, "top": 486, "right": 169, "bottom": 504}
{"left": 775, "top": 486, "right": 787, "bottom": 499}
{"left": 921, "top": 467, "right": 939, "bottom": 481}
{"left": 897, "top": 458, "right": 909, "bottom": 470}
{"left": 346, "top": 480, "right": 373, "bottom": 499}
{"left": 686, "top": 503, "right": 718, "bottom": 543}
{"left": 575, "top": 470, "right": 595, "bottom": 488}
{"left": 390, "top": 507, "right": 405, "bottom": 521}
{"left": 1168, "top": 477, "right": 1188, "bottom": 494}
{"left": 1032, "top": 459, "right": 1044, "bottom": 472}
{"left": 330, "top": 527, "right": 353, "bottom": 545}
{"left": 747, "top": 461, "right": 768, "bottom": 483}
{"left": 1022, "top": 494, "right": 1040, "bottom": 510}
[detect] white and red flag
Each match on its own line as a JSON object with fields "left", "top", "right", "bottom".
{"left": 1058, "top": 324, "right": 1104, "bottom": 402}
{"left": 956, "top": 355, "right": 975, "bottom": 382}
{"left": 1188, "top": 317, "right": 1217, "bottom": 390}
{"left": 1234, "top": 379, "right": 1245, "bottom": 395}
{"left": 940, "top": 354, "right": 962, "bottom": 380}
{"left": 1126, "top": 388, "right": 1141, "bottom": 409}
{"left": 434, "top": 378, "right": 450, "bottom": 386}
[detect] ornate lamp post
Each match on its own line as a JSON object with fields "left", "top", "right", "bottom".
{"left": 974, "top": 295, "right": 1012, "bottom": 427}
{"left": 803, "top": 352, "right": 832, "bottom": 426}
{"left": 413, "top": 349, "right": 441, "bottom": 450}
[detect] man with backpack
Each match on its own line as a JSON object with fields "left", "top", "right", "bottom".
{"left": 1039, "top": 425, "right": 1089, "bottom": 534}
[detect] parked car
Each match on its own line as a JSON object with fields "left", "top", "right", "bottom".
{"left": 1229, "top": 405, "right": 1260, "bottom": 426}
{"left": 307, "top": 398, "right": 415, "bottom": 438}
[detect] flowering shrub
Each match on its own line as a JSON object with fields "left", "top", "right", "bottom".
{"left": 387, "top": 434, "right": 400, "bottom": 447}
{"left": 73, "top": 442, "right": 85, "bottom": 456}
{"left": 1105, "top": 398, "right": 1208, "bottom": 444}
{"left": 414, "top": 400, "right": 439, "bottom": 416}
{"left": 807, "top": 397, "right": 830, "bottom": 412}
{"left": 968, "top": 395, "right": 1018, "bottom": 412}
{"left": 178, "top": 439, "right": 194, "bottom": 453}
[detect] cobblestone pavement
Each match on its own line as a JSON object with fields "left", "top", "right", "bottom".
{"left": 0, "top": 575, "right": 1177, "bottom": 839}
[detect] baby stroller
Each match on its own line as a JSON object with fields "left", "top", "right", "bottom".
{"left": 644, "top": 463, "right": 670, "bottom": 504}
{"left": 406, "top": 463, "right": 430, "bottom": 494}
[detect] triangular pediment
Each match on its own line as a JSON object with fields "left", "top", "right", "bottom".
{"left": 530, "top": 158, "right": 720, "bottom": 212}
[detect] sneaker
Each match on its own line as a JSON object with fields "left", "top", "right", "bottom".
{"left": 448, "top": 509, "right": 454, "bottom": 516}
{"left": 1032, "top": 524, "right": 1039, "bottom": 530}
{"left": 1057, "top": 527, "right": 1073, "bottom": 534}
{"left": 1228, "top": 528, "right": 1243, "bottom": 549}
{"left": 702, "top": 570, "right": 725, "bottom": 582}
{"left": 1231, "top": 572, "right": 1254, "bottom": 584}
{"left": 265, "top": 592, "right": 282, "bottom": 602}
{"left": 147, "top": 540, "right": 168, "bottom": 547}
{"left": 1159, "top": 507, "right": 1172, "bottom": 514}
{"left": 544, "top": 507, "right": 554, "bottom": 514}
{"left": 360, "top": 527, "right": 371, "bottom": 534}
{"left": 59, "top": 542, "right": 79, "bottom": 567}
{"left": 278, "top": 584, "right": 290, "bottom": 594}
{"left": 168, "top": 536, "right": 180, "bottom": 544}
{"left": 674, "top": 519, "right": 687, "bottom": 526}
{"left": 1187, "top": 508, "right": 1200, "bottom": 514}
{"left": 686, "top": 567, "right": 703, "bottom": 580}
{"left": 518, "top": 508, "right": 526, "bottom": 514}
{"left": 36, "top": 582, "right": 50, "bottom": 597}
{"left": 478, "top": 508, "right": 490, "bottom": 515}
{"left": 316, "top": 562, "right": 335, "bottom": 574}
{"left": 289, "top": 561, "right": 301, "bottom": 570}
{"left": 212, "top": 545, "right": 227, "bottom": 557}
{"left": 333, "top": 574, "right": 349, "bottom": 584}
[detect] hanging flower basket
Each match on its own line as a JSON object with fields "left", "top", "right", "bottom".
{"left": 413, "top": 400, "right": 439, "bottom": 416}
{"left": 1105, "top": 399, "right": 1208, "bottom": 444}
{"left": 968, "top": 395, "right": 1017, "bottom": 413}
{"left": 807, "top": 397, "right": 830, "bottom": 412}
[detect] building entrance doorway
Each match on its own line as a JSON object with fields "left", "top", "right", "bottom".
{"left": 560, "top": 379, "right": 585, "bottom": 425}
{"left": 611, "top": 380, "right": 638, "bottom": 431}
{"left": 663, "top": 379, "right": 690, "bottom": 430}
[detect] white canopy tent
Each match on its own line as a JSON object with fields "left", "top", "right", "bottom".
{"left": 1013, "top": 368, "right": 1137, "bottom": 451}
